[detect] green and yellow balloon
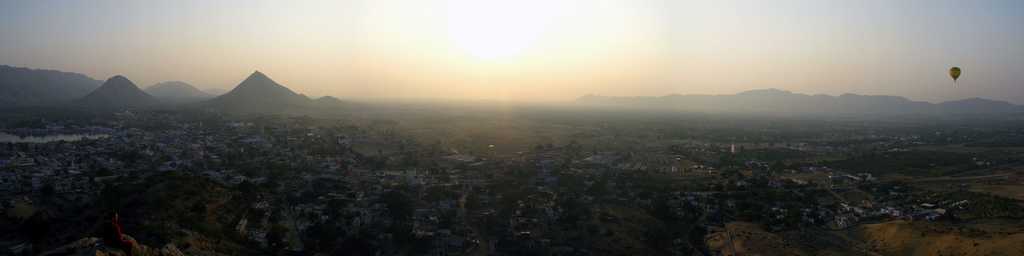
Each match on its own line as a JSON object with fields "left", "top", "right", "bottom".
{"left": 949, "top": 67, "right": 962, "bottom": 86}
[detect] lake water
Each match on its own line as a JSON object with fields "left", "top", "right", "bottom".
{"left": 0, "top": 132, "right": 109, "bottom": 143}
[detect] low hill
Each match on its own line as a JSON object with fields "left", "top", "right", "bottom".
{"left": 0, "top": 65, "right": 102, "bottom": 107}
{"left": 145, "top": 81, "right": 212, "bottom": 103}
{"left": 203, "top": 88, "right": 228, "bottom": 96}
{"left": 856, "top": 220, "right": 1024, "bottom": 256}
{"left": 314, "top": 96, "right": 345, "bottom": 107}
{"left": 77, "top": 75, "right": 158, "bottom": 109}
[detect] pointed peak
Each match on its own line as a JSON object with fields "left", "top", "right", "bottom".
{"left": 204, "top": 70, "right": 311, "bottom": 113}
{"left": 107, "top": 75, "right": 130, "bottom": 82}
{"left": 241, "top": 70, "right": 277, "bottom": 85}
{"left": 239, "top": 70, "right": 279, "bottom": 86}
{"left": 249, "top": 70, "right": 268, "bottom": 78}
{"left": 101, "top": 75, "right": 139, "bottom": 89}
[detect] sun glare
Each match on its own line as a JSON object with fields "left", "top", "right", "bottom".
{"left": 445, "top": 0, "right": 563, "bottom": 60}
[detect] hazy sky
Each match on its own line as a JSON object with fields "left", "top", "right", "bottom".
{"left": 2, "top": 0, "right": 1023, "bottom": 102}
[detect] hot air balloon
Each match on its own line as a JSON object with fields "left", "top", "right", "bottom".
{"left": 949, "top": 67, "right": 962, "bottom": 86}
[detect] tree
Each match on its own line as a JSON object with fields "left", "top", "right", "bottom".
{"left": 99, "top": 185, "right": 123, "bottom": 210}
{"left": 23, "top": 211, "right": 52, "bottom": 244}
{"left": 305, "top": 223, "right": 340, "bottom": 253}
{"left": 190, "top": 201, "right": 207, "bottom": 221}
{"left": 381, "top": 190, "right": 413, "bottom": 221}
{"left": 40, "top": 183, "right": 55, "bottom": 198}
{"left": 771, "top": 160, "right": 786, "bottom": 172}
{"left": 267, "top": 223, "right": 290, "bottom": 252}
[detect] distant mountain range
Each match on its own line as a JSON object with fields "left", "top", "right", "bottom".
{"left": 0, "top": 65, "right": 347, "bottom": 113}
{"left": 4, "top": 64, "right": 1018, "bottom": 116}
{"left": 145, "top": 81, "right": 213, "bottom": 103}
{"left": 0, "top": 65, "right": 101, "bottom": 106}
{"left": 77, "top": 75, "right": 158, "bottom": 109}
{"left": 578, "top": 89, "right": 1024, "bottom": 115}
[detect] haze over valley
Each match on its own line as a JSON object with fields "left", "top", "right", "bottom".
{"left": 2, "top": 1, "right": 1024, "bottom": 256}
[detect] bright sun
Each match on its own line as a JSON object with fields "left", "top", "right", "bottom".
{"left": 445, "top": 0, "right": 562, "bottom": 60}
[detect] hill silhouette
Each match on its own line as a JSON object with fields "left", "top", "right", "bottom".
{"left": 938, "top": 98, "right": 1020, "bottom": 114}
{"left": 201, "top": 71, "right": 312, "bottom": 113}
{"left": 0, "top": 65, "right": 102, "bottom": 107}
{"left": 202, "top": 88, "right": 228, "bottom": 96}
{"left": 145, "top": 81, "right": 212, "bottom": 103}
{"left": 314, "top": 95, "right": 345, "bottom": 106}
{"left": 578, "top": 89, "right": 1024, "bottom": 115}
{"left": 77, "top": 75, "right": 157, "bottom": 109}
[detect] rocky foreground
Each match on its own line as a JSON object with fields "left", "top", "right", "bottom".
{"left": 39, "top": 235, "right": 184, "bottom": 256}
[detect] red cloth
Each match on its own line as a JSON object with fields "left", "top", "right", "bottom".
{"left": 111, "top": 215, "right": 134, "bottom": 254}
